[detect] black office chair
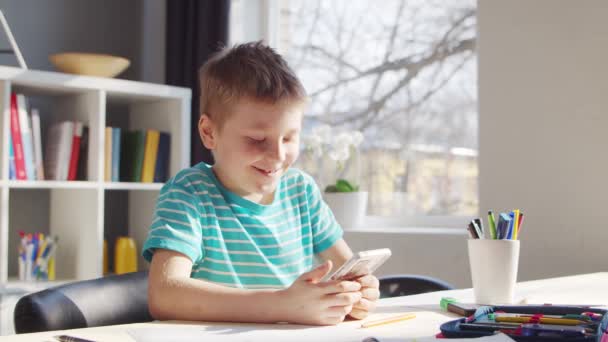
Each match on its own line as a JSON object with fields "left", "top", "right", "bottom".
{"left": 14, "top": 271, "right": 153, "bottom": 334}
{"left": 378, "top": 274, "right": 455, "bottom": 298}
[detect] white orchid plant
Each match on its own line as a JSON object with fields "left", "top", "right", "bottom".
{"left": 301, "top": 124, "right": 364, "bottom": 193}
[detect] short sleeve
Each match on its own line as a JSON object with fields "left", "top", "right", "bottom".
{"left": 305, "top": 174, "right": 343, "bottom": 253}
{"left": 142, "top": 182, "right": 203, "bottom": 263}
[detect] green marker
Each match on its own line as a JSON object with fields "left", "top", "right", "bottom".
{"left": 488, "top": 211, "right": 497, "bottom": 239}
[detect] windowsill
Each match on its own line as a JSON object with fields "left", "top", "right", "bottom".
{"left": 343, "top": 227, "right": 467, "bottom": 235}
{"left": 341, "top": 215, "right": 471, "bottom": 235}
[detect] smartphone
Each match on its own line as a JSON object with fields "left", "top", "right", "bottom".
{"left": 322, "top": 248, "right": 392, "bottom": 282}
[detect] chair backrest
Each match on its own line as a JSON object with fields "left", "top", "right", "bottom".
{"left": 14, "top": 271, "right": 153, "bottom": 334}
{"left": 378, "top": 274, "right": 455, "bottom": 298}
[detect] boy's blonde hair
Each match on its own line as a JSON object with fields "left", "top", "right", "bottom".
{"left": 199, "top": 41, "right": 307, "bottom": 128}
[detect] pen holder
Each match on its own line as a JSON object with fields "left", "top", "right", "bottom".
{"left": 114, "top": 236, "right": 137, "bottom": 274}
{"left": 468, "top": 239, "right": 520, "bottom": 304}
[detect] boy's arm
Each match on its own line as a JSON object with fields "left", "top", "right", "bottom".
{"left": 317, "top": 238, "right": 353, "bottom": 270}
{"left": 148, "top": 249, "right": 282, "bottom": 323}
{"left": 148, "top": 249, "right": 363, "bottom": 325}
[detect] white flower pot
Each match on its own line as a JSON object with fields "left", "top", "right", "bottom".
{"left": 323, "top": 192, "right": 368, "bottom": 229}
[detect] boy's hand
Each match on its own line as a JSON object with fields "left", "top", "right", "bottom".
{"left": 278, "top": 260, "right": 362, "bottom": 326}
{"left": 348, "top": 274, "right": 380, "bottom": 320}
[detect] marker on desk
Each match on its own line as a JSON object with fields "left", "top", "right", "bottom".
{"left": 516, "top": 212, "right": 525, "bottom": 238}
{"left": 498, "top": 213, "right": 511, "bottom": 240}
{"left": 467, "top": 222, "right": 479, "bottom": 239}
{"left": 54, "top": 335, "right": 96, "bottom": 342}
{"left": 471, "top": 219, "right": 483, "bottom": 239}
{"left": 512, "top": 209, "right": 520, "bottom": 240}
{"left": 474, "top": 218, "right": 484, "bottom": 239}
{"left": 361, "top": 313, "right": 416, "bottom": 328}
{"left": 488, "top": 211, "right": 497, "bottom": 239}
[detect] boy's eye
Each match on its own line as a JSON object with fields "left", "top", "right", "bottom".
{"left": 247, "top": 137, "right": 265, "bottom": 144}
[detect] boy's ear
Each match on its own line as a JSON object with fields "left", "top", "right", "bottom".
{"left": 198, "top": 114, "right": 216, "bottom": 150}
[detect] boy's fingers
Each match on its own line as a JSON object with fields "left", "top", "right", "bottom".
{"left": 356, "top": 274, "right": 379, "bottom": 288}
{"left": 349, "top": 308, "right": 369, "bottom": 320}
{"left": 326, "top": 305, "right": 354, "bottom": 317}
{"left": 325, "top": 292, "right": 362, "bottom": 306}
{"left": 301, "top": 260, "right": 333, "bottom": 284}
{"left": 353, "top": 298, "right": 376, "bottom": 312}
{"left": 360, "top": 287, "right": 380, "bottom": 301}
{"left": 321, "top": 280, "right": 361, "bottom": 293}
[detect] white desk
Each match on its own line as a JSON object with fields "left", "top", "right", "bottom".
{"left": 5, "top": 272, "right": 608, "bottom": 342}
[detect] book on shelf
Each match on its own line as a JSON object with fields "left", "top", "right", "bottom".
{"left": 111, "top": 127, "right": 121, "bottom": 182}
{"left": 31, "top": 108, "right": 45, "bottom": 180}
{"left": 76, "top": 126, "right": 89, "bottom": 181}
{"left": 45, "top": 121, "right": 88, "bottom": 181}
{"left": 67, "top": 122, "right": 83, "bottom": 181}
{"left": 141, "top": 130, "right": 160, "bottom": 183}
{"left": 154, "top": 132, "right": 171, "bottom": 183}
{"left": 8, "top": 134, "right": 15, "bottom": 180}
{"left": 9, "top": 93, "right": 26, "bottom": 180}
{"left": 17, "top": 94, "right": 35, "bottom": 180}
{"left": 104, "top": 127, "right": 112, "bottom": 182}
{"left": 120, "top": 130, "right": 136, "bottom": 182}
{"left": 132, "top": 130, "right": 146, "bottom": 182}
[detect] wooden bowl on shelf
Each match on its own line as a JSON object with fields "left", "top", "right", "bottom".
{"left": 49, "top": 52, "right": 130, "bottom": 78}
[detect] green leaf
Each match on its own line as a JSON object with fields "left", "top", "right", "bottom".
{"left": 336, "top": 179, "right": 354, "bottom": 192}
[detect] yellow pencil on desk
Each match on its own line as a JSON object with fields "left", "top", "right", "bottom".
{"left": 495, "top": 316, "right": 584, "bottom": 325}
{"left": 361, "top": 313, "right": 416, "bottom": 328}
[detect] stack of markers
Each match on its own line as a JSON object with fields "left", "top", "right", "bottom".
{"left": 18, "top": 231, "right": 58, "bottom": 281}
{"left": 468, "top": 209, "right": 524, "bottom": 240}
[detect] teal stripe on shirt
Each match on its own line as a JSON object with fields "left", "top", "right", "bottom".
{"left": 142, "top": 163, "right": 342, "bottom": 289}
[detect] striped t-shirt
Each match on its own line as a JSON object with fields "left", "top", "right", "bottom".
{"left": 142, "top": 162, "right": 343, "bottom": 289}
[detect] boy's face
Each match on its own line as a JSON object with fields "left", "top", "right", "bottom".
{"left": 199, "top": 98, "right": 303, "bottom": 203}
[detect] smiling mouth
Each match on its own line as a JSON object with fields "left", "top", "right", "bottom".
{"left": 253, "top": 166, "right": 280, "bottom": 176}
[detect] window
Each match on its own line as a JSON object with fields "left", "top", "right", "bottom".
{"left": 232, "top": 0, "right": 477, "bottom": 219}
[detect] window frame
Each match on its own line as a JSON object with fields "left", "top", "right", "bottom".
{"left": 229, "top": 0, "right": 476, "bottom": 230}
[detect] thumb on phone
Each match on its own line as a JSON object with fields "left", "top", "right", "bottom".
{"left": 300, "top": 260, "right": 332, "bottom": 284}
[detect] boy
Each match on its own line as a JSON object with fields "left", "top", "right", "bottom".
{"left": 142, "top": 42, "right": 379, "bottom": 326}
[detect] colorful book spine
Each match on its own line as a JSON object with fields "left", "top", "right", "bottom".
{"left": 154, "top": 132, "right": 171, "bottom": 183}
{"left": 132, "top": 130, "right": 146, "bottom": 182}
{"left": 67, "top": 122, "right": 83, "bottom": 181}
{"left": 104, "top": 127, "right": 112, "bottom": 182}
{"left": 17, "top": 94, "right": 35, "bottom": 180}
{"left": 57, "top": 121, "right": 74, "bottom": 181}
{"left": 9, "top": 93, "right": 26, "bottom": 180}
{"left": 111, "top": 127, "right": 121, "bottom": 182}
{"left": 31, "top": 108, "right": 45, "bottom": 180}
{"left": 76, "top": 126, "right": 89, "bottom": 181}
{"left": 141, "top": 130, "right": 160, "bottom": 183}
{"left": 120, "top": 131, "right": 135, "bottom": 182}
{"left": 8, "top": 134, "right": 15, "bottom": 179}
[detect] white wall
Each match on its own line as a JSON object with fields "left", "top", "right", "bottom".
{"left": 479, "top": 0, "right": 608, "bottom": 281}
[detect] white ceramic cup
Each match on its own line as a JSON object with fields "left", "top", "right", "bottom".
{"left": 467, "top": 239, "right": 520, "bottom": 304}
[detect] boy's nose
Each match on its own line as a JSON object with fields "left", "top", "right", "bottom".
{"left": 266, "top": 141, "right": 286, "bottom": 162}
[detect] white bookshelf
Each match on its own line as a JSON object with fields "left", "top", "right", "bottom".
{"left": 0, "top": 66, "right": 191, "bottom": 284}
